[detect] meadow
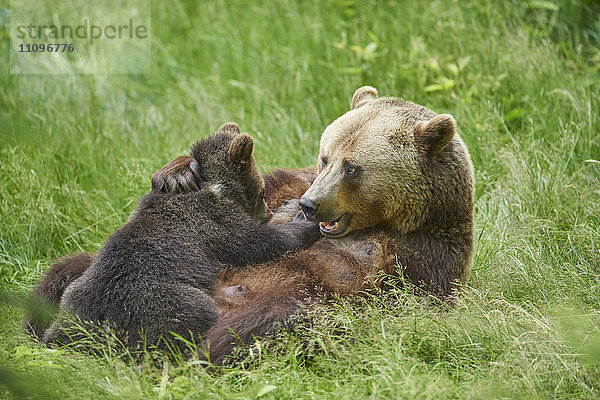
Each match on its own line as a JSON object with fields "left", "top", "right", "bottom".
{"left": 1, "top": 0, "right": 599, "bottom": 398}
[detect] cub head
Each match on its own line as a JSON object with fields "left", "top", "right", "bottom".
{"left": 300, "top": 86, "right": 465, "bottom": 237}
{"left": 189, "top": 122, "right": 270, "bottom": 222}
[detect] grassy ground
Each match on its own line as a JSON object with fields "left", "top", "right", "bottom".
{"left": 1, "top": 0, "right": 599, "bottom": 398}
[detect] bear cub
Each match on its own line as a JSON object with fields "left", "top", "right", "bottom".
{"left": 43, "top": 123, "right": 320, "bottom": 351}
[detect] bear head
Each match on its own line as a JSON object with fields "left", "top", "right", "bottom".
{"left": 300, "top": 86, "right": 473, "bottom": 237}
{"left": 189, "top": 122, "right": 271, "bottom": 222}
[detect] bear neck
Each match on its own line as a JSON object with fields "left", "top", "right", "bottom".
{"left": 383, "top": 193, "right": 473, "bottom": 237}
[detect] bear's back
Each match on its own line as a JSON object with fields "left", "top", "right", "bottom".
{"left": 57, "top": 189, "right": 243, "bottom": 331}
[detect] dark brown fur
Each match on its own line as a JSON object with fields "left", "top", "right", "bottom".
{"left": 151, "top": 156, "right": 205, "bottom": 194}
{"left": 38, "top": 125, "right": 321, "bottom": 352}
{"left": 263, "top": 167, "right": 317, "bottom": 210}
{"left": 213, "top": 284, "right": 249, "bottom": 315}
{"left": 22, "top": 160, "right": 318, "bottom": 341}
{"left": 157, "top": 88, "right": 474, "bottom": 364}
{"left": 22, "top": 253, "right": 93, "bottom": 339}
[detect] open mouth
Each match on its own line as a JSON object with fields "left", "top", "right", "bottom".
{"left": 319, "top": 214, "right": 350, "bottom": 237}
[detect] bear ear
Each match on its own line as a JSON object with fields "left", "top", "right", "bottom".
{"left": 228, "top": 133, "right": 254, "bottom": 165}
{"left": 415, "top": 114, "right": 456, "bottom": 156}
{"left": 351, "top": 86, "right": 378, "bottom": 110}
{"left": 151, "top": 156, "right": 204, "bottom": 193}
{"left": 217, "top": 122, "right": 241, "bottom": 134}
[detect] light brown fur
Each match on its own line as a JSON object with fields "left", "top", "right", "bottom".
{"left": 298, "top": 87, "right": 474, "bottom": 292}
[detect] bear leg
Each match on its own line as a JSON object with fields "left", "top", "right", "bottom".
{"left": 23, "top": 253, "right": 93, "bottom": 340}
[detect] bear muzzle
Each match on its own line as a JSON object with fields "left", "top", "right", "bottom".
{"left": 299, "top": 197, "right": 319, "bottom": 220}
{"left": 299, "top": 197, "right": 352, "bottom": 236}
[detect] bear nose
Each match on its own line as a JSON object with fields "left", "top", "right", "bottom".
{"left": 299, "top": 197, "right": 319, "bottom": 220}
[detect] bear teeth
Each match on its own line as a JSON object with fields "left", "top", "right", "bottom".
{"left": 320, "top": 221, "right": 339, "bottom": 231}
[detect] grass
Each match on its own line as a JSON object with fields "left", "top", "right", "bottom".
{"left": 1, "top": 0, "right": 599, "bottom": 398}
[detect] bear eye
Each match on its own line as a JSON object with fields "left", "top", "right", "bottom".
{"left": 344, "top": 164, "right": 358, "bottom": 176}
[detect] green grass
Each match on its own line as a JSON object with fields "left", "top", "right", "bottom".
{"left": 1, "top": 0, "right": 600, "bottom": 398}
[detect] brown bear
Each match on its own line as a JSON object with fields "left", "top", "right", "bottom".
{"left": 22, "top": 253, "right": 94, "bottom": 340}
{"left": 168, "top": 86, "right": 474, "bottom": 293}
{"left": 41, "top": 123, "right": 321, "bottom": 352}
{"left": 298, "top": 86, "right": 474, "bottom": 294}
{"left": 22, "top": 163, "right": 320, "bottom": 340}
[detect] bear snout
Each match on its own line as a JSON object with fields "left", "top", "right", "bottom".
{"left": 299, "top": 197, "right": 319, "bottom": 220}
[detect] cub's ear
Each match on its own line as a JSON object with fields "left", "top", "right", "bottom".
{"left": 217, "top": 122, "right": 241, "bottom": 134}
{"left": 415, "top": 114, "right": 456, "bottom": 156}
{"left": 228, "top": 133, "right": 254, "bottom": 165}
{"left": 152, "top": 156, "right": 204, "bottom": 193}
{"left": 351, "top": 86, "right": 378, "bottom": 109}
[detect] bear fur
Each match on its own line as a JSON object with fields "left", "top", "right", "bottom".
{"left": 22, "top": 253, "right": 93, "bottom": 339}
{"left": 202, "top": 229, "right": 398, "bottom": 364}
{"left": 42, "top": 123, "right": 320, "bottom": 351}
